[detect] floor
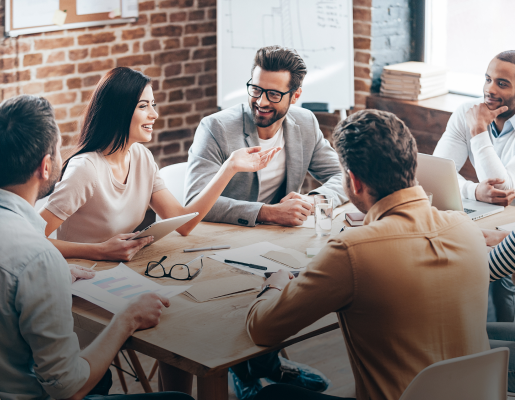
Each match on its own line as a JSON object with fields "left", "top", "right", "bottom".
{"left": 108, "top": 329, "right": 357, "bottom": 399}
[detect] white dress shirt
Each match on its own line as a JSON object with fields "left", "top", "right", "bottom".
{"left": 434, "top": 98, "right": 515, "bottom": 200}
{"left": 0, "top": 189, "right": 90, "bottom": 400}
{"left": 257, "top": 125, "right": 286, "bottom": 204}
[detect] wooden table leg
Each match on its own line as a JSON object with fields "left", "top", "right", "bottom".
{"left": 113, "top": 353, "right": 128, "bottom": 394}
{"left": 198, "top": 369, "right": 228, "bottom": 400}
{"left": 126, "top": 349, "right": 153, "bottom": 393}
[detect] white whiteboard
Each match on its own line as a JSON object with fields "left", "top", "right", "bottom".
{"left": 217, "top": 0, "right": 354, "bottom": 112}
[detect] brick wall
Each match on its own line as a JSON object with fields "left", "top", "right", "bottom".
{"left": 0, "top": 0, "right": 414, "bottom": 170}
{"left": 371, "top": 0, "right": 412, "bottom": 92}
{"left": 353, "top": 0, "right": 417, "bottom": 109}
{"left": 353, "top": 0, "right": 373, "bottom": 111}
{"left": 0, "top": 0, "right": 217, "bottom": 167}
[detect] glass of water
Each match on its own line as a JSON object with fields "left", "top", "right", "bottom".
{"left": 314, "top": 195, "right": 333, "bottom": 236}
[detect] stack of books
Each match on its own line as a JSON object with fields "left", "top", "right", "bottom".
{"left": 380, "top": 62, "right": 448, "bottom": 101}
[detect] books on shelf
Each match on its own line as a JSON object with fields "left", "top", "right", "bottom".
{"left": 380, "top": 62, "right": 448, "bottom": 101}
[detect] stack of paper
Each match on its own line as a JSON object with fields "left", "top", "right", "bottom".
{"left": 209, "top": 242, "right": 312, "bottom": 277}
{"left": 183, "top": 275, "right": 261, "bottom": 302}
{"left": 72, "top": 263, "right": 190, "bottom": 314}
{"left": 380, "top": 62, "right": 448, "bottom": 101}
{"left": 497, "top": 222, "right": 515, "bottom": 232}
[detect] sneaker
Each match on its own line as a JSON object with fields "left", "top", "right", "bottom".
{"left": 264, "top": 356, "right": 331, "bottom": 392}
{"left": 228, "top": 367, "right": 263, "bottom": 400}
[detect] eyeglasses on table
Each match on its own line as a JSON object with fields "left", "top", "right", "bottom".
{"left": 145, "top": 254, "right": 204, "bottom": 281}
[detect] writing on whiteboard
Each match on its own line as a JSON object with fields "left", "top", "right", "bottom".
{"left": 218, "top": 0, "right": 354, "bottom": 110}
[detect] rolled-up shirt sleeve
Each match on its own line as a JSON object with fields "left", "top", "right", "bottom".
{"left": 433, "top": 103, "right": 479, "bottom": 200}
{"left": 15, "top": 250, "right": 90, "bottom": 399}
{"left": 246, "top": 237, "right": 354, "bottom": 346}
{"left": 471, "top": 131, "right": 515, "bottom": 190}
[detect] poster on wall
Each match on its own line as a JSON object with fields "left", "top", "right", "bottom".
{"left": 13, "top": 0, "right": 59, "bottom": 29}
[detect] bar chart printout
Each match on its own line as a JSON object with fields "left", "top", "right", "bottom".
{"left": 72, "top": 263, "right": 190, "bottom": 313}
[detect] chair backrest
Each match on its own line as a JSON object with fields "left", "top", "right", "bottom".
{"left": 34, "top": 196, "right": 57, "bottom": 239}
{"left": 399, "top": 347, "right": 509, "bottom": 400}
{"left": 157, "top": 162, "right": 188, "bottom": 221}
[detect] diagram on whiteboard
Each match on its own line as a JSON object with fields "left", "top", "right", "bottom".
{"left": 218, "top": 0, "right": 354, "bottom": 111}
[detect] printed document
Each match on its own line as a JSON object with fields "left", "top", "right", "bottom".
{"left": 72, "top": 263, "right": 190, "bottom": 313}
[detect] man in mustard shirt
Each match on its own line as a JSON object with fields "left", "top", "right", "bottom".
{"left": 247, "top": 110, "right": 493, "bottom": 400}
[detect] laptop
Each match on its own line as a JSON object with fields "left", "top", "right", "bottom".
{"left": 416, "top": 153, "right": 504, "bottom": 221}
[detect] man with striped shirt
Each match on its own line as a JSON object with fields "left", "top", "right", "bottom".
{"left": 484, "top": 229, "right": 515, "bottom": 281}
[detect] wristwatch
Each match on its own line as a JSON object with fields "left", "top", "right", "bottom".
{"left": 257, "top": 284, "right": 282, "bottom": 298}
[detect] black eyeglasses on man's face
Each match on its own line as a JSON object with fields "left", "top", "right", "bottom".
{"left": 246, "top": 79, "right": 296, "bottom": 103}
{"left": 145, "top": 255, "right": 204, "bottom": 281}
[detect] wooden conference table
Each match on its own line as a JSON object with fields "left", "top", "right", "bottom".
{"left": 71, "top": 203, "right": 515, "bottom": 400}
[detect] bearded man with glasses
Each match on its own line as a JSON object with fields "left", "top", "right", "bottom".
{"left": 185, "top": 45, "right": 346, "bottom": 229}
{"left": 184, "top": 45, "right": 345, "bottom": 399}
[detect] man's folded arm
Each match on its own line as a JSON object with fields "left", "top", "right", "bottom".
{"left": 246, "top": 239, "right": 354, "bottom": 346}
{"left": 306, "top": 115, "right": 347, "bottom": 206}
{"left": 489, "top": 231, "right": 515, "bottom": 281}
{"left": 434, "top": 108, "right": 478, "bottom": 199}
{"left": 471, "top": 132, "right": 515, "bottom": 190}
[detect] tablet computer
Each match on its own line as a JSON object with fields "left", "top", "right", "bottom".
{"left": 130, "top": 212, "right": 199, "bottom": 244}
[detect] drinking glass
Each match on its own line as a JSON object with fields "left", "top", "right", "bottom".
{"left": 314, "top": 195, "right": 333, "bottom": 236}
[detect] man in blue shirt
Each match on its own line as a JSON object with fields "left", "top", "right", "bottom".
{"left": 0, "top": 95, "right": 192, "bottom": 400}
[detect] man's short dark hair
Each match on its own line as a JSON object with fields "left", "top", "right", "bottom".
{"left": 251, "top": 45, "right": 307, "bottom": 91}
{"left": 496, "top": 50, "right": 515, "bottom": 65}
{"left": 0, "top": 95, "right": 59, "bottom": 187}
{"left": 333, "top": 109, "right": 418, "bottom": 200}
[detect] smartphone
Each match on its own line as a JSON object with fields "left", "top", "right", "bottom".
{"left": 264, "top": 271, "right": 300, "bottom": 278}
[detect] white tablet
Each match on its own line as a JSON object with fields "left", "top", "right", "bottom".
{"left": 130, "top": 212, "right": 199, "bottom": 244}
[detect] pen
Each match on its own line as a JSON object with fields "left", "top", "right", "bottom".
{"left": 224, "top": 259, "right": 268, "bottom": 271}
{"left": 184, "top": 245, "right": 231, "bottom": 252}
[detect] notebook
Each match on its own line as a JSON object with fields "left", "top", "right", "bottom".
{"left": 346, "top": 212, "right": 366, "bottom": 226}
{"left": 497, "top": 222, "right": 515, "bottom": 232}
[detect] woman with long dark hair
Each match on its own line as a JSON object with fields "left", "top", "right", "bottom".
{"left": 40, "top": 67, "right": 279, "bottom": 261}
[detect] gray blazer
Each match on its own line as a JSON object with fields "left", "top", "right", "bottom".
{"left": 185, "top": 103, "right": 347, "bottom": 226}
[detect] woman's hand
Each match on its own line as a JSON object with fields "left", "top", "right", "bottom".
{"left": 97, "top": 232, "right": 154, "bottom": 261}
{"left": 226, "top": 146, "right": 281, "bottom": 173}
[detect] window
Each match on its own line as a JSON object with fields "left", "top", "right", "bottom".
{"left": 424, "top": 0, "right": 515, "bottom": 97}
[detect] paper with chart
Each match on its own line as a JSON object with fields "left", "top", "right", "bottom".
{"left": 72, "top": 263, "right": 190, "bottom": 314}
{"left": 209, "top": 242, "right": 310, "bottom": 277}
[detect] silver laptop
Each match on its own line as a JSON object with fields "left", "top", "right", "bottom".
{"left": 416, "top": 153, "right": 504, "bottom": 221}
